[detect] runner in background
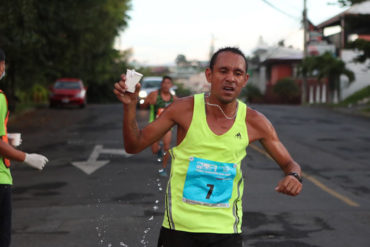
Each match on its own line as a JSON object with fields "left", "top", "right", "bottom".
{"left": 141, "top": 76, "right": 177, "bottom": 176}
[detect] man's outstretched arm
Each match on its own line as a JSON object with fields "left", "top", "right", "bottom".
{"left": 247, "top": 108, "right": 302, "bottom": 196}
{"left": 114, "top": 74, "right": 175, "bottom": 154}
{"left": 260, "top": 136, "right": 302, "bottom": 196}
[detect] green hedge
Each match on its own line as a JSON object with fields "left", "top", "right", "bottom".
{"left": 340, "top": 85, "right": 370, "bottom": 106}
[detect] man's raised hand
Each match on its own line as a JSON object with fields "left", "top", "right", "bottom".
{"left": 114, "top": 74, "right": 141, "bottom": 105}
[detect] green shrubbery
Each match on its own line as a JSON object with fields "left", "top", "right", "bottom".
{"left": 240, "top": 83, "right": 263, "bottom": 103}
{"left": 273, "top": 78, "right": 300, "bottom": 103}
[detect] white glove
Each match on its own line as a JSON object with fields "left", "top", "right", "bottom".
{"left": 7, "top": 133, "right": 22, "bottom": 147}
{"left": 24, "top": 153, "right": 49, "bottom": 170}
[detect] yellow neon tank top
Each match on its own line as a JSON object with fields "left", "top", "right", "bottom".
{"left": 163, "top": 93, "right": 249, "bottom": 233}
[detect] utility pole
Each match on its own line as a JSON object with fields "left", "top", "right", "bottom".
{"left": 301, "top": 0, "right": 308, "bottom": 104}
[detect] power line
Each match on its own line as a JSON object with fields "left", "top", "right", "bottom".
{"left": 260, "top": 0, "right": 300, "bottom": 21}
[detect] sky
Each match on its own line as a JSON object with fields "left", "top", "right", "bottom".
{"left": 115, "top": 0, "right": 348, "bottom": 66}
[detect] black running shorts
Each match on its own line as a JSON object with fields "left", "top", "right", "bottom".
{"left": 157, "top": 227, "right": 243, "bottom": 247}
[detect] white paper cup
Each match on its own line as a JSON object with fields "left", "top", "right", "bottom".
{"left": 126, "top": 69, "right": 143, "bottom": 93}
{"left": 8, "top": 133, "right": 22, "bottom": 147}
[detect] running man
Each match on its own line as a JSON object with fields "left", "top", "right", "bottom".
{"left": 114, "top": 47, "right": 302, "bottom": 247}
{"left": 141, "top": 76, "right": 177, "bottom": 177}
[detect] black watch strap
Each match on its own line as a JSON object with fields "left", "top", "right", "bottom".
{"left": 287, "top": 172, "right": 303, "bottom": 183}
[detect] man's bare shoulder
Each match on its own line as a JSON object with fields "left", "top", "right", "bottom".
{"left": 165, "top": 95, "right": 194, "bottom": 131}
{"left": 147, "top": 90, "right": 158, "bottom": 99}
{"left": 246, "top": 107, "right": 275, "bottom": 141}
{"left": 247, "top": 107, "right": 267, "bottom": 121}
{"left": 168, "top": 95, "right": 194, "bottom": 111}
{"left": 145, "top": 90, "right": 158, "bottom": 105}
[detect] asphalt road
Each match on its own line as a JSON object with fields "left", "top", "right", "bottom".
{"left": 7, "top": 103, "right": 370, "bottom": 247}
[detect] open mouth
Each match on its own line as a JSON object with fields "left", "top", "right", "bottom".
{"left": 223, "top": 86, "right": 235, "bottom": 92}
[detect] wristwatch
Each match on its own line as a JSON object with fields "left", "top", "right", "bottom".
{"left": 287, "top": 172, "right": 303, "bottom": 183}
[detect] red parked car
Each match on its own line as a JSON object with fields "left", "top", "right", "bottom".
{"left": 49, "top": 78, "right": 87, "bottom": 108}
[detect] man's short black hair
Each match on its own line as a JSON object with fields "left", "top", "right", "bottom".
{"left": 0, "top": 49, "right": 5, "bottom": 61}
{"left": 162, "top": 75, "right": 172, "bottom": 83}
{"left": 209, "top": 47, "right": 248, "bottom": 72}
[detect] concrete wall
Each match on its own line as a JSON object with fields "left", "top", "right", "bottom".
{"left": 341, "top": 49, "right": 370, "bottom": 100}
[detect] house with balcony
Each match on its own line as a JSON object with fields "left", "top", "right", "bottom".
{"left": 316, "top": 1, "right": 370, "bottom": 100}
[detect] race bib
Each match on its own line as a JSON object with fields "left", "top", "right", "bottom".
{"left": 183, "top": 157, "right": 237, "bottom": 208}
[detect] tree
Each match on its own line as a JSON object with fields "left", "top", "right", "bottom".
{"left": 300, "top": 52, "right": 355, "bottom": 103}
{"left": 0, "top": 0, "right": 132, "bottom": 108}
{"left": 175, "top": 54, "right": 188, "bottom": 67}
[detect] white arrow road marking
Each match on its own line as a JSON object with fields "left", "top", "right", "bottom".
{"left": 72, "top": 160, "right": 110, "bottom": 175}
{"left": 72, "top": 145, "right": 132, "bottom": 175}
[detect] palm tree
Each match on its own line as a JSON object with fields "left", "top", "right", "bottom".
{"left": 300, "top": 52, "right": 355, "bottom": 103}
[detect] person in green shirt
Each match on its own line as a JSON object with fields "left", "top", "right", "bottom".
{"left": 114, "top": 47, "right": 302, "bottom": 247}
{"left": 0, "top": 48, "right": 49, "bottom": 247}
{"left": 141, "top": 76, "right": 177, "bottom": 177}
